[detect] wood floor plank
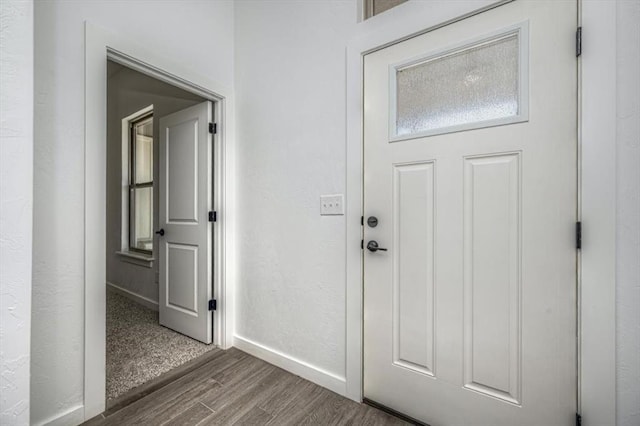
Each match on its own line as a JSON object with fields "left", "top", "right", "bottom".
{"left": 209, "top": 353, "right": 266, "bottom": 386}
{"left": 230, "top": 406, "right": 273, "bottom": 425}
{"left": 299, "top": 389, "right": 363, "bottom": 426}
{"left": 264, "top": 379, "right": 328, "bottom": 426}
{"left": 84, "top": 348, "right": 410, "bottom": 426}
{"left": 201, "top": 368, "right": 290, "bottom": 425}
{"left": 161, "top": 402, "right": 215, "bottom": 426}
{"left": 103, "top": 378, "right": 221, "bottom": 425}
{"left": 200, "top": 361, "right": 275, "bottom": 412}
{"left": 256, "top": 374, "right": 305, "bottom": 415}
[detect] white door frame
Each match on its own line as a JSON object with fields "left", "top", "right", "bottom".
{"left": 84, "top": 22, "right": 236, "bottom": 420}
{"left": 345, "top": 2, "right": 616, "bottom": 425}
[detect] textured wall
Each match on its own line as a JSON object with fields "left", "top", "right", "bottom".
{"left": 615, "top": 1, "right": 640, "bottom": 425}
{"left": 31, "top": 1, "right": 234, "bottom": 424}
{"left": 0, "top": 1, "right": 33, "bottom": 425}
{"left": 234, "top": 0, "right": 357, "bottom": 378}
{"left": 106, "top": 65, "right": 204, "bottom": 303}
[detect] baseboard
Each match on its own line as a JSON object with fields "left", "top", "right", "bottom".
{"left": 107, "top": 281, "right": 159, "bottom": 311}
{"left": 233, "top": 334, "right": 347, "bottom": 396}
{"left": 36, "top": 405, "right": 84, "bottom": 426}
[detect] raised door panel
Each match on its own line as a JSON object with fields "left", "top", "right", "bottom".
{"left": 166, "top": 243, "right": 199, "bottom": 316}
{"left": 393, "top": 161, "right": 436, "bottom": 376}
{"left": 166, "top": 119, "right": 198, "bottom": 224}
{"left": 463, "top": 152, "right": 521, "bottom": 404}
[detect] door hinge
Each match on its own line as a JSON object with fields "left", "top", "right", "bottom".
{"left": 576, "top": 413, "right": 582, "bottom": 426}
{"left": 361, "top": 239, "right": 364, "bottom": 250}
{"left": 576, "top": 27, "right": 582, "bottom": 57}
{"left": 209, "top": 122, "right": 217, "bottom": 134}
{"left": 209, "top": 211, "right": 217, "bottom": 222}
{"left": 576, "top": 221, "right": 582, "bottom": 250}
{"left": 208, "top": 299, "right": 217, "bottom": 311}
{"left": 361, "top": 216, "right": 364, "bottom": 226}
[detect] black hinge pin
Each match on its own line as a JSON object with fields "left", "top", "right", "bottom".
{"left": 208, "top": 299, "right": 217, "bottom": 311}
{"left": 576, "top": 221, "right": 582, "bottom": 250}
{"left": 208, "top": 211, "right": 217, "bottom": 222}
{"left": 576, "top": 413, "right": 582, "bottom": 426}
{"left": 209, "top": 123, "right": 217, "bottom": 134}
{"left": 576, "top": 27, "right": 582, "bottom": 57}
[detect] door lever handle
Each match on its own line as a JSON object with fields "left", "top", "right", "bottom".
{"left": 155, "top": 229, "right": 165, "bottom": 236}
{"left": 366, "top": 240, "right": 387, "bottom": 252}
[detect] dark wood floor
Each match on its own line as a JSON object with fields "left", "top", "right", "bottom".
{"left": 84, "top": 347, "right": 410, "bottom": 426}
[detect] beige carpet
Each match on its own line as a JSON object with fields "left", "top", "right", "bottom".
{"left": 106, "top": 290, "right": 215, "bottom": 400}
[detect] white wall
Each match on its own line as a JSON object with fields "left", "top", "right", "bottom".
{"left": 106, "top": 64, "right": 204, "bottom": 303}
{"left": 234, "top": 0, "right": 357, "bottom": 381}
{"left": 0, "top": 1, "right": 33, "bottom": 425}
{"left": 31, "top": 2, "right": 234, "bottom": 424}
{"left": 615, "top": 2, "right": 640, "bottom": 426}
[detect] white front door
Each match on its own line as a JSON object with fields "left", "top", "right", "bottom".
{"left": 363, "top": 1, "right": 577, "bottom": 425}
{"left": 158, "top": 101, "right": 213, "bottom": 344}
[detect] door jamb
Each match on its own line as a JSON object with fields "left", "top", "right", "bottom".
{"left": 345, "top": 2, "right": 616, "bottom": 426}
{"left": 84, "top": 22, "right": 236, "bottom": 420}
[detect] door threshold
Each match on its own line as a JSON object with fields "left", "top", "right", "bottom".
{"left": 104, "top": 348, "right": 224, "bottom": 416}
{"left": 363, "top": 397, "right": 429, "bottom": 426}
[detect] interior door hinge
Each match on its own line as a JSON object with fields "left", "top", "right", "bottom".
{"left": 208, "top": 299, "right": 217, "bottom": 311}
{"left": 209, "top": 211, "right": 217, "bottom": 222}
{"left": 576, "top": 27, "right": 582, "bottom": 57}
{"left": 361, "top": 216, "right": 364, "bottom": 226}
{"left": 576, "top": 221, "right": 582, "bottom": 250}
{"left": 361, "top": 239, "right": 364, "bottom": 250}
{"left": 576, "top": 413, "right": 582, "bottom": 426}
{"left": 209, "top": 122, "right": 217, "bottom": 134}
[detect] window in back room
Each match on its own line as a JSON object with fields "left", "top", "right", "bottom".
{"left": 128, "top": 111, "right": 154, "bottom": 254}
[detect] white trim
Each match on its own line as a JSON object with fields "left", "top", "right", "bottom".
{"left": 106, "top": 281, "right": 159, "bottom": 311}
{"left": 234, "top": 334, "right": 347, "bottom": 396}
{"left": 388, "top": 22, "right": 529, "bottom": 141}
{"left": 579, "top": 1, "right": 616, "bottom": 425}
{"left": 84, "top": 22, "right": 236, "bottom": 421}
{"left": 345, "top": 0, "right": 512, "bottom": 403}
{"left": 37, "top": 405, "right": 84, "bottom": 426}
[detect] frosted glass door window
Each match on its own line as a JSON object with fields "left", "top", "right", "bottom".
{"left": 393, "top": 30, "right": 526, "bottom": 139}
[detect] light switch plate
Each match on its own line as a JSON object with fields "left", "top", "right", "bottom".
{"left": 320, "top": 194, "right": 344, "bottom": 215}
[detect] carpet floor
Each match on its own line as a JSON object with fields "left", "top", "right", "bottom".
{"left": 106, "top": 291, "right": 215, "bottom": 400}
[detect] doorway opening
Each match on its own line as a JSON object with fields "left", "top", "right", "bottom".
{"left": 84, "top": 25, "right": 233, "bottom": 420}
{"left": 105, "top": 60, "right": 218, "bottom": 404}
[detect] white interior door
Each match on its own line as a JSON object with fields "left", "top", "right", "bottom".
{"left": 363, "top": 1, "right": 577, "bottom": 425}
{"left": 158, "top": 101, "right": 213, "bottom": 344}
